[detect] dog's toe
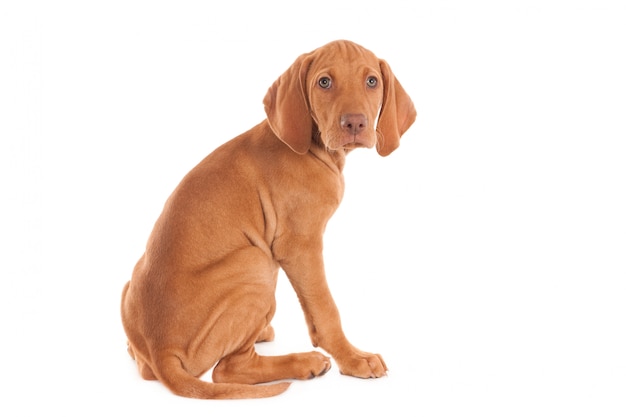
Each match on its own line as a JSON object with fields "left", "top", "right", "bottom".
{"left": 299, "top": 351, "right": 331, "bottom": 380}
{"left": 314, "top": 353, "right": 332, "bottom": 377}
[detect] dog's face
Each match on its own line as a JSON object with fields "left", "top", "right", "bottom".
{"left": 264, "top": 40, "right": 415, "bottom": 156}
{"left": 307, "top": 44, "right": 384, "bottom": 152}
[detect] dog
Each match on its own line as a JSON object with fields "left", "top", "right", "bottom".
{"left": 121, "top": 40, "right": 416, "bottom": 399}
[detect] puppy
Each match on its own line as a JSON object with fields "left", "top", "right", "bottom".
{"left": 121, "top": 40, "right": 416, "bottom": 399}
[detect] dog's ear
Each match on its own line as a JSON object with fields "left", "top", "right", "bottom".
{"left": 264, "top": 53, "right": 314, "bottom": 155}
{"left": 376, "top": 60, "right": 417, "bottom": 156}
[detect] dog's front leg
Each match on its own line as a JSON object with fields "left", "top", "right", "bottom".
{"left": 278, "top": 239, "right": 388, "bottom": 379}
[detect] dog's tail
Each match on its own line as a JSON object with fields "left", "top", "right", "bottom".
{"left": 156, "top": 355, "right": 291, "bottom": 399}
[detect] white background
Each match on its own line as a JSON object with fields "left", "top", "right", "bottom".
{"left": 1, "top": 1, "right": 625, "bottom": 415}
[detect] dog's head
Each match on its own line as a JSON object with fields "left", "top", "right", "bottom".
{"left": 264, "top": 40, "right": 417, "bottom": 156}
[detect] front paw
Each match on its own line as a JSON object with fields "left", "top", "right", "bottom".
{"left": 335, "top": 349, "right": 387, "bottom": 378}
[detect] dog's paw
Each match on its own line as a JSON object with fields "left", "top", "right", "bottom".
{"left": 335, "top": 349, "right": 387, "bottom": 378}
{"left": 296, "top": 351, "right": 332, "bottom": 380}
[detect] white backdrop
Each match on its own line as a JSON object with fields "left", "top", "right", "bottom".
{"left": 1, "top": 1, "right": 625, "bottom": 415}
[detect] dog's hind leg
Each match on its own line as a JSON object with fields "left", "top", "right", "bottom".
{"left": 212, "top": 346, "right": 331, "bottom": 385}
{"left": 127, "top": 341, "right": 157, "bottom": 380}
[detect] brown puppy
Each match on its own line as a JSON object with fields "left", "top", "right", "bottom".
{"left": 121, "top": 40, "right": 416, "bottom": 399}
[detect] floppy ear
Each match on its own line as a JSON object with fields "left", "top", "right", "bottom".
{"left": 376, "top": 59, "right": 417, "bottom": 156}
{"left": 263, "top": 53, "right": 314, "bottom": 154}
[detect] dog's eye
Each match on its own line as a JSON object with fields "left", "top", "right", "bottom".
{"left": 366, "top": 76, "right": 378, "bottom": 88}
{"left": 318, "top": 77, "right": 332, "bottom": 89}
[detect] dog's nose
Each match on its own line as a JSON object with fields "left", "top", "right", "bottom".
{"left": 340, "top": 114, "right": 367, "bottom": 135}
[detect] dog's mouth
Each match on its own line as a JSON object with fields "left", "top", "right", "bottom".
{"left": 340, "top": 134, "right": 376, "bottom": 150}
{"left": 324, "top": 132, "right": 376, "bottom": 151}
{"left": 342, "top": 141, "right": 367, "bottom": 150}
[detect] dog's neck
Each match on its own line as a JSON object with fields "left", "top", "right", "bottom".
{"left": 310, "top": 134, "right": 347, "bottom": 173}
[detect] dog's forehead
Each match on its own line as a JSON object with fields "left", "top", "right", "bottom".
{"left": 308, "top": 41, "right": 380, "bottom": 77}
{"left": 309, "top": 41, "right": 379, "bottom": 71}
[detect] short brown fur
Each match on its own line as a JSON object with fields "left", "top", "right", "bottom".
{"left": 121, "top": 40, "right": 416, "bottom": 399}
